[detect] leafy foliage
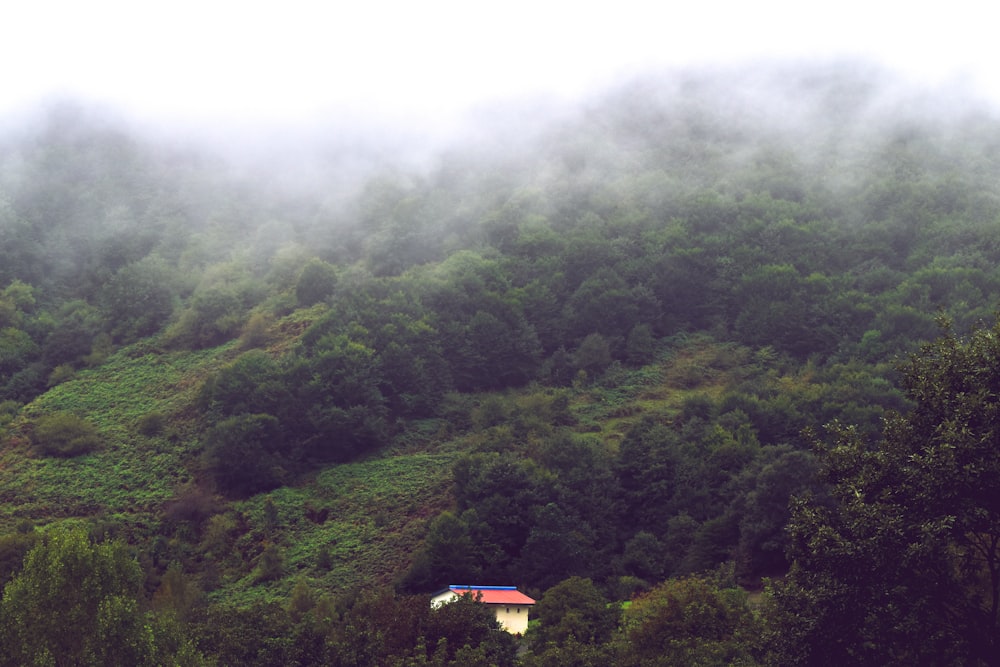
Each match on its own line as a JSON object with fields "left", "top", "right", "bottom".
{"left": 767, "top": 319, "right": 1000, "bottom": 665}
{"left": 99, "top": 255, "right": 177, "bottom": 343}
{"left": 204, "top": 413, "right": 283, "bottom": 497}
{"left": 295, "top": 258, "right": 338, "bottom": 307}
{"left": 529, "top": 576, "right": 620, "bottom": 648}
{"left": 0, "top": 527, "right": 204, "bottom": 666}
{"left": 616, "top": 575, "right": 761, "bottom": 666}
{"left": 30, "top": 411, "right": 102, "bottom": 457}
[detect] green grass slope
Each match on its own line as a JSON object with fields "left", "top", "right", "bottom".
{"left": 1, "top": 320, "right": 830, "bottom": 605}
{"left": 0, "top": 343, "right": 237, "bottom": 529}
{"left": 0, "top": 309, "right": 465, "bottom": 601}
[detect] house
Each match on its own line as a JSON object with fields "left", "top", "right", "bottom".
{"left": 430, "top": 585, "right": 536, "bottom": 634}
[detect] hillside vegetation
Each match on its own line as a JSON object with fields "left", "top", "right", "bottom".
{"left": 2, "top": 63, "right": 1000, "bottom": 664}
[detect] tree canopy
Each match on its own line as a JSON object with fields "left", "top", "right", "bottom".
{"left": 767, "top": 318, "right": 1000, "bottom": 665}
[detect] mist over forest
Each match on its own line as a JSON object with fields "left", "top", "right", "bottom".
{"left": 2, "top": 61, "right": 1000, "bottom": 665}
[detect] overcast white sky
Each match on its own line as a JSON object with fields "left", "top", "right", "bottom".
{"left": 2, "top": 0, "right": 997, "bottom": 131}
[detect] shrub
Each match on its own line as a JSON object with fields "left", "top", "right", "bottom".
{"left": 253, "top": 544, "right": 284, "bottom": 583}
{"left": 31, "top": 411, "right": 102, "bottom": 457}
{"left": 46, "top": 364, "right": 76, "bottom": 387}
{"left": 163, "top": 483, "right": 219, "bottom": 527}
{"left": 136, "top": 411, "right": 166, "bottom": 437}
{"left": 204, "top": 413, "right": 283, "bottom": 496}
{"left": 239, "top": 311, "right": 272, "bottom": 349}
{"left": 0, "top": 400, "right": 19, "bottom": 428}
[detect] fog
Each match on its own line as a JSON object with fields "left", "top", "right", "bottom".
{"left": 2, "top": 1, "right": 999, "bottom": 231}
{"left": 5, "top": 1, "right": 998, "bottom": 144}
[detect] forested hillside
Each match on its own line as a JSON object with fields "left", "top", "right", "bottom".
{"left": 2, "top": 63, "right": 1000, "bottom": 664}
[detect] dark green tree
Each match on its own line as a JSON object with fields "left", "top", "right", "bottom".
{"left": 424, "top": 593, "right": 518, "bottom": 667}
{"left": 616, "top": 575, "right": 760, "bottom": 666}
{"left": 290, "top": 331, "right": 387, "bottom": 461}
{"left": 616, "top": 418, "right": 679, "bottom": 536}
{"left": 400, "top": 510, "right": 482, "bottom": 592}
{"left": 529, "top": 576, "right": 620, "bottom": 649}
{"left": 625, "top": 323, "right": 657, "bottom": 366}
{"left": 41, "top": 299, "right": 103, "bottom": 367}
{"left": 573, "top": 332, "right": 613, "bottom": 378}
{"left": 295, "top": 258, "right": 338, "bottom": 306}
{"left": 0, "top": 327, "right": 38, "bottom": 379}
{"left": 167, "top": 283, "right": 251, "bottom": 349}
{"left": 200, "top": 349, "right": 289, "bottom": 418}
{"left": 736, "top": 448, "right": 822, "bottom": 579}
{"left": 204, "top": 413, "right": 283, "bottom": 496}
{"left": 518, "top": 503, "right": 597, "bottom": 589}
{"left": 767, "top": 319, "right": 1000, "bottom": 665}
{"left": 0, "top": 527, "right": 204, "bottom": 666}
{"left": 98, "top": 255, "right": 176, "bottom": 342}
{"left": 452, "top": 452, "right": 554, "bottom": 578}
{"left": 565, "top": 267, "right": 644, "bottom": 341}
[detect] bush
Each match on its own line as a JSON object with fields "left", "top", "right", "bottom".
{"left": 239, "top": 311, "right": 272, "bottom": 349}
{"left": 136, "top": 411, "right": 166, "bottom": 437}
{"left": 46, "top": 364, "right": 76, "bottom": 387}
{"left": 31, "top": 412, "right": 102, "bottom": 457}
{"left": 204, "top": 413, "right": 283, "bottom": 496}
{"left": 253, "top": 544, "right": 284, "bottom": 583}
{"left": 0, "top": 400, "right": 20, "bottom": 428}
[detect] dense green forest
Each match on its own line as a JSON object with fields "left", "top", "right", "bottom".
{"left": 2, "top": 63, "right": 1000, "bottom": 664}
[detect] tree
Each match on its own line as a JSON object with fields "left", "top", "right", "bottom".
{"left": 451, "top": 453, "right": 553, "bottom": 577}
{"left": 0, "top": 280, "right": 36, "bottom": 330}
{"left": 200, "top": 349, "right": 289, "bottom": 418}
{"left": 0, "top": 327, "right": 39, "bottom": 378}
{"left": 573, "top": 333, "right": 613, "bottom": 378}
{"left": 625, "top": 323, "right": 657, "bottom": 366}
{"left": 767, "top": 319, "right": 1000, "bottom": 665}
{"left": 0, "top": 527, "right": 205, "bottom": 666}
{"left": 564, "top": 268, "right": 644, "bottom": 342}
{"left": 295, "top": 258, "right": 338, "bottom": 306}
{"left": 290, "top": 332, "right": 387, "bottom": 461}
{"left": 167, "top": 283, "right": 250, "bottom": 349}
{"left": 736, "top": 448, "right": 823, "bottom": 580}
{"left": 40, "top": 299, "right": 103, "bottom": 367}
{"left": 621, "top": 531, "right": 667, "bottom": 581}
{"left": 152, "top": 562, "right": 203, "bottom": 622}
{"left": 99, "top": 255, "right": 177, "bottom": 342}
{"left": 616, "top": 576, "right": 760, "bottom": 666}
{"left": 374, "top": 315, "right": 452, "bottom": 418}
{"left": 424, "top": 592, "right": 518, "bottom": 667}
{"left": 530, "top": 576, "right": 619, "bottom": 649}
{"left": 456, "top": 309, "right": 542, "bottom": 390}
{"left": 204, "top": 413, "right": 283, "bottom": 496}
{"left": 616, "top": 418, "right": 679, "bottom": 536}
{"left": 400, "top": 510, "right": 482, "bottom": 592}
{"left": 518, "top": 503, "right": 597, "bottom": 589}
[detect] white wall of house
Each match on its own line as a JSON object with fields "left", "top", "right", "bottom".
{"left": 494, "top": 604, "right": 531, "bottom": 634}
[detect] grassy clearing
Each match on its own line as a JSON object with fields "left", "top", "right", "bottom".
{"left": 0, "top": 306, "right": 329, "bottom": 533}
{"left": 218, "top": 451, "right": 458, "bottom": 605}
{"left": 0, "top": 342, "right": 239, "bottom": 530}
{"left": 573, "top": 336, "right": 755, "bottom": 443}
{"left": 1, "top": 326, "right": 777, "bottom": 607}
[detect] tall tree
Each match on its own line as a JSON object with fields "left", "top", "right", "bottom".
{"left": 0, "top": 527, "right": 204, "bottom": 666}
{"left": 767, "top": 319, "right": 1000, "bottom": 665}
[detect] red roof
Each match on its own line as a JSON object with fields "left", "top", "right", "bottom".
{"left": 449, "top": 586, "right": 535, "bottom": 605}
